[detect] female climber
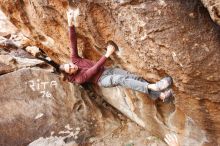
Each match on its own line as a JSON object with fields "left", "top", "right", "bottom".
{"left": 59, "top": 8, "right": 173, "bottom": 102}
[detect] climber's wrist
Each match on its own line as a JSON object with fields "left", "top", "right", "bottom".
{"left": 68, "top": 19, "right": 79, "bottom": 27}
{"left": 68, "top": 21, "right": 73, "bottom": 26}
{"left": 104, "top": 53, "right": 110, "bottom": 58}
{"left": 67, "top": 17, "right": 74, "bottom": 26}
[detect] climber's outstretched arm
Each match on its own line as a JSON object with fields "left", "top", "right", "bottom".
{"left": 69, "top": 25, "right": 79, "bottom": 59}
{"left": 67, "top": 8, "right": 80, "bottom": 60}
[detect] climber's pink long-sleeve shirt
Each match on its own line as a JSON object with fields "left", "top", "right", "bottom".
{"left": 67, "top": 25, "right": 107, "bottom": 84}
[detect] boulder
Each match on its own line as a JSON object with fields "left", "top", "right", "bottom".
{"left": 0, "top": 0, "right": 220, "bottom": 145}
{"left": 0, "top": 68, "right": 121, "bottom": 146}
{"left": 0, "top": 68, "right": 171, "bottom": 146}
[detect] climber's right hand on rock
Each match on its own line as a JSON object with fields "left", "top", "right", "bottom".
{"left": 67, "top": 8, "right": 80, "bottom": 26}
{"left": 105, "top": 44, "right": 115, "bottom": 58}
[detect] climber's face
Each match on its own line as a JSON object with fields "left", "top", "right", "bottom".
{"left": 64, "top": 63, "right": 78, "bottom": 74}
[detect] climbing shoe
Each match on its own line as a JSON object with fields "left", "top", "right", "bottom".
{"left": 155, "top": 76, "right": 173, "bottom": 91}
{"left": 160, "top": 89, "right": 174, "bottom": 103}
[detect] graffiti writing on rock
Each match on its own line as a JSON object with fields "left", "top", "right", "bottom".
{"left": 25, "top": 79, "right": 57, "bottom": 98}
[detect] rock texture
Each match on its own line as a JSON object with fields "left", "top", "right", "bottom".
{"left": 0, "top": 0, "right": 220, "bottom": 145}
{"left": 201, "top": 0, "right": 220, "bottom": 25}
{"left": 0, "top": 48, "right": 45, "bottom": 74}
{"left": 0, "top": 10, "right": 17, "bottom": 36}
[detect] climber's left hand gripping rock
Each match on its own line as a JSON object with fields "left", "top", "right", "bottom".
{"left": 67, "top": 8, "right": 80, "bottom": 27}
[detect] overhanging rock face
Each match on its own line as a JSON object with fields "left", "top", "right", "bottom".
{"left": 0, "top": 0, "right": 220, "bottom": 145}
